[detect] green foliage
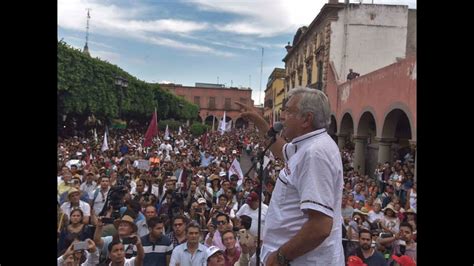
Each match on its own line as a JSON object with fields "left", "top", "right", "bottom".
{"left": 57, "top": 41, "right": 198, "bottom": 124}
{"left": 158, "top": 119, "right": 182, "bottom": 131}
{"left": 190, "top": 122, "right": 210, "bottom": 136}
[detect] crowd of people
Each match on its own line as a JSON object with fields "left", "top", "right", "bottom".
{"left": 57, "top": 121, "right": 416, "bottom": 265}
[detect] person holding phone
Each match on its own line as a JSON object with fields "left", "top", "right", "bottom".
{"left": 93, "top": 214, "right": 139, "bottom": 260}
{"left": 57, "top": 239, "right": 99, "bottom": 266}
{"left": 58, "top": 208, "right": 94, "bottom": 254}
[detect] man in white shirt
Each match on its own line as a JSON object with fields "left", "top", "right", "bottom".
{"left": 90, "top": 176, "right": 110, "bottom": 216}
{"left": 236, "top": 87, "right": 345, "bottom": 265}
{"left": 60, "top": 188, "right": 91, "bottom": 224}
{"left": 159, "top": 140, "right": 173, "bottom": 156}
{"left": 235, "top": 191, "right": 268, "bottom": 237}
{"left": 80, "top": 172, "right": 97, "bottom": 197}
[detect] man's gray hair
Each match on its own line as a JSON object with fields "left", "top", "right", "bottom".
{"left": 287, "top": 87, "right": 331, "bottom": 129}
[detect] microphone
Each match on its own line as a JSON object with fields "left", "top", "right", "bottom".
{"left": 267, "top": 122, "right": 284, "bottom": 138}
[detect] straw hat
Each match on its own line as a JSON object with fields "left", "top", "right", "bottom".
{"left": 113, "top": 215, "right": 138, "bottom": 233}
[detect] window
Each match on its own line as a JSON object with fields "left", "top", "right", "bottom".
{"left": 298, "top": 74, "right": 302, "bottom": 86}
{"left": 306, "top": 62, "right": 312, "bottom": 85}
{"left": 194, "top": 96, "right": 200, "bottom": 107}
{"left": 225, "top": 98, "right": 231, "bottom": 110}
{"left": 209, "top": 97, "right": 216, "bottom": 109}
{"left": 317, "top": 61, "right": 323, "bottom": 90}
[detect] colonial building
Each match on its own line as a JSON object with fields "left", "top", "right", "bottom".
{"left": 283, "top": 1, "right": 416, "bottom": 93}
{"left": 264, "top": 68, "right": 285, "bottom": 124}
{"left": 283, "top": 1, "right": 416, "bottom": 179}
{"left": 161, "top": 83, "right": 254, "bottom": 130}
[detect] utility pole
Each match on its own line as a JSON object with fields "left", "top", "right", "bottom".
{"left": 259, "top": 48, "right": 264, "bottom": 105}
{"left": 83, "top": 8, "right": 92, "bottom": 56}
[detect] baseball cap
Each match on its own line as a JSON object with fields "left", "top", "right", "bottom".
{"left": 206, "top": 246, "right": 224, "bottom": 261}
{"left": 391, "top": 255, "right": 416, "bottom": 266}
{"left": 347, "top": 256, "right": 367, "bottom": 266}
{"left": 197, "top": 198, "right": 207, "bottom": 204}
{"left": 246, "top": 191, "right": 259, "bottom": 204}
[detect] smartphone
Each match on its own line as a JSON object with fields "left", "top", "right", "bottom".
{"left": 122, "top": 236, "right": 137, "bottom": 245}
{"left": 74, "top": 241, "right": 88, "bottom": 251}
{"left": 101, "top": 217, "right": 114, "bottom": 224}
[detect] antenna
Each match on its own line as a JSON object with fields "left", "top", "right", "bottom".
{"left": 249, "top": 74, "right": 251, "bottom": 89}
{"left": 83, "top": 8, "right": 92, "bottom": 56}
{"left": 259, "top": 47, "right": 264, "bottom": 105}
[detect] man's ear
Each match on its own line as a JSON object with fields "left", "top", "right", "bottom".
{"left": 302, "top": 112, "right": 314, "bottom": 129}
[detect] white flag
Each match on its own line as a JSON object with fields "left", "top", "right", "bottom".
{"left": 93, "top": 128, "right": 98, "bottom": 142}
{"left": 263, "top": 156, "right": 270, "bottom": 168}
{"left": 164, "top": 125, "right": 170, "bottom": 140}
{"left": 219, "top": 111, "right": 227, "bottom": 135}
{"left": 178, "top": 126, "right": 182, "bottom": 136}
{"left": 228, "top": 158, "right": 244, "bottom": 186}
{"left": 268, "top": 151, "right": 275, "bottom": 162}
{"left": 101, "top": 127, "right": 109, "bottom": 152}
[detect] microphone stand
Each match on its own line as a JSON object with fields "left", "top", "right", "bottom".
{"left": 256, "top": 134, "right": 277, "bottom": 265}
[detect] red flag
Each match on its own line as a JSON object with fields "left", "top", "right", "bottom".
{"left": 143, "top": 110, "right": 158, "bottom": 147}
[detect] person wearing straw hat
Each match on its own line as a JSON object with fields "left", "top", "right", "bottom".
{"left": 60, "top": 187, "right": 91, "bottom": 225}
{"left": 347, "top": 207, "right": 371, "bottom": 256}
{"left": 380, "top": 204, "right": 400, "bottom": 235}
{"left": 93, "top": 214, "right": 139, "bottom": 260}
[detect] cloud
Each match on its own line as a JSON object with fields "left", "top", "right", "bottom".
{"left": 126, "top": 19, "right": 208, "bottom": 33}
{"left": 138, "top": 35, "right": 235, "bottom": 57}
{"left": 186, "top": 0, "right": 416, "bottom": 37}
{"left": 186, "top": 0, "right": 324, "bottom": 37}
{"left": 58, "top": 0, "right": 230, "bottom": 56}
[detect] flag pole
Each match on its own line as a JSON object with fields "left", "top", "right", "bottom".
{"left": 154, "top": 107, "right": 158, "bottom": 146}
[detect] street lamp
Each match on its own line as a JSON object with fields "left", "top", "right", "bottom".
{"left": 114, "top": 76, "right": 129, "bottom": 119}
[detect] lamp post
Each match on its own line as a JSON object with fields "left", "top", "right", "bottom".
{"left": 114, "top": 76, "right": 129, "bottom": 119}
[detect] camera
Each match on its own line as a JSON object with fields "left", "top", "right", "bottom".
{"left": 99, "top": 185, "right": 128, "bottom": 219}
{"left": 169, "top": 191, "right": 187, "bottom": 218}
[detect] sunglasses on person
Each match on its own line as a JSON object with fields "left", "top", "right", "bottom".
{"left": 216, "top": 220, "right": 227, "bottom": 225}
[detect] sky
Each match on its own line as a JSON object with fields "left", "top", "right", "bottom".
{"left": 58, "top": 0, "right": 416, "bottom": 105}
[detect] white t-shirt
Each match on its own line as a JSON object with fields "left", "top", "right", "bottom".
{"left": 236, "top": 203, "right": 268, "bottom": 237}
{"left": 60, "top": 200, "right": 91, "bottom": 217}
{"left": 261, "top": 129, "right": 345, "bottom": 266}
{"left": 368, "top": 210, "right": 384, "bottom": 223}
{"left": 90, "top": 188, "right": 109, "bottom": 215}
